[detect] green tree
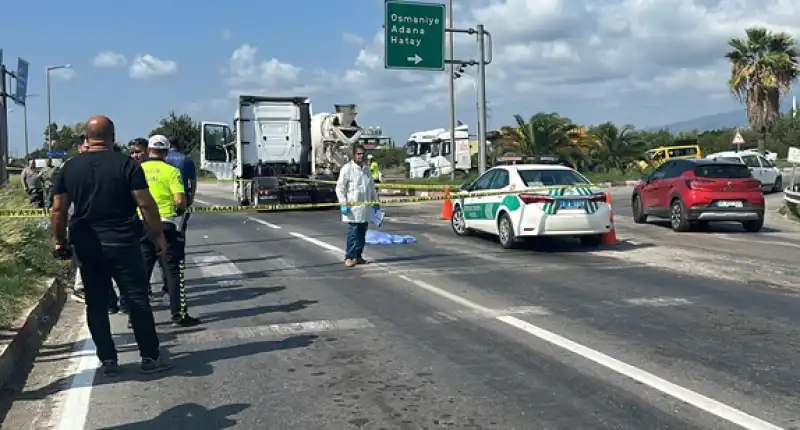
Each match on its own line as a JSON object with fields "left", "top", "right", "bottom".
{"left": 496, "top": 113, "right": 583, "bottom": 162}
{"left": 584, "top": 122, "right": 646, "bottom": 173}
{"left": 725, "top": 27, "right": 799, "bottom": 154}
{"left": 149, "top": 111, "right": 201, "bottom": 158}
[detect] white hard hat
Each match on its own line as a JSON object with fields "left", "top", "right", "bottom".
{"left": 367, "top": 154, "right": 374, "bottom": 159}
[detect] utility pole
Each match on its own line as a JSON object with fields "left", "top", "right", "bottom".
{"left": 0, "top": 50, "right": 30, "bottom": 185}
{"left": 447, "top": 0, "right": 456, "bottom": 179}
{"left": 0, "top": 51, "right": 8, "bottom": 185}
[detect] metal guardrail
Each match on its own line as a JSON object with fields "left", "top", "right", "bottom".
{"left": 784, "top": 188, "right": 800, "bottom": 205}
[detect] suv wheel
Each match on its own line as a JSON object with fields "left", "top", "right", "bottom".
{"left": 772, "top": 176, "right": 783, "bottom": 193}
{"left": 631, "top": 193, "right": 647, "bottom": 224}
{"left": 451, "top": 205, "right": 473, "bottom": 236}
{"left": 742, "top": 218, "right": 764, "bottom": 233}
{"left": 669, "top": 198, "right": 691, "bottom": 232}
{"left": 497, "top": 213, "right": 518, "bottom": 249}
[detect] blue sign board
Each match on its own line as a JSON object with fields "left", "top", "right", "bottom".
{"left": 14, "top": 58, "right": 29, "bottom": 106}
{"left": 47, "top": 151, "right": 66, "bottom": 158}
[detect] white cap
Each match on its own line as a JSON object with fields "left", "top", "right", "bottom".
{"left": 367, "top": 154, "right": 374, "bottom": 159}
{"left": 148, "top": 134, "right": 170, "bottom": 150}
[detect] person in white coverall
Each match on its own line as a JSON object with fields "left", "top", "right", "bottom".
{"left": 336, "top": 144, "right": 380, "bottom": 267}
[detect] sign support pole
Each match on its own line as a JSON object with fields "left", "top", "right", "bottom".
{"left": 0, "top": 53, "right": 8, "bottom": 185}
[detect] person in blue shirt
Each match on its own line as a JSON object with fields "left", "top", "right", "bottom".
{"left": 165, "top": 137, "right": 197, "bottom": 230}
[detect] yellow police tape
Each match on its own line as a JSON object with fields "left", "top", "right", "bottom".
{"left": 0, "top": 186, "right": 608, "bottom": 219}
{"left": 278, "top": 176, "right": 454, "bottom": 191}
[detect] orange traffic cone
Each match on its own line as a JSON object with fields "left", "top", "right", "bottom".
{"left": 439, "top": 186, "right": 453, "bottom": 220}
{"left": 601, "top": 192, "right": 619, "bottom": 245}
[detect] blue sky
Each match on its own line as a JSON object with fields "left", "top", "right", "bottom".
{"left": 3, "top": 0, "right": 795, "bottom": 158}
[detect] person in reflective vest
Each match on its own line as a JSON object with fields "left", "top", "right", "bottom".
{"left": 368, "top": 154, "right": 381, "bottom": 183}
{"left": 137, "top": 135, "right": 201, "bottom": 328}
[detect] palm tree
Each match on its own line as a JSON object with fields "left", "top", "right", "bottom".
{"left": 726, "top": 27, "right": 799, "bottom": 154}
{"left": 491, "top": 113, "right": 583, "bottom": 161}
{"left": 584, "top": 122, "right": 647, "bottom": 173}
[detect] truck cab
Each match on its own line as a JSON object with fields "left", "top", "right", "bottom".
{"left": 200, "top": 95, "right": 315, "bottom": 205}
{"left": 404, "top": 124, "right": 472, "bottom": 179}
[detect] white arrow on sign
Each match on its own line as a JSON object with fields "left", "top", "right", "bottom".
{"left": 407, "top": 54, "right": 422, "bottom": 64}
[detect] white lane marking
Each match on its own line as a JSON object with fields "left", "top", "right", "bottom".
{"left": 191, "top": 255, "right": 244, "bottom": 282}
{"left": 625, "top": 297, "right": 694, "bottom": 307}
{"left": 288, "top": 232, "right": 783, "bottom": 430}
{"left": 53, "top": 274, "right": 96, "bottom": 430}
{"left": 497, "top": 315, "right": 781, "bottom": 430}
{"left": 193, "top": 198, "right": 211, "bottom": 206}
{"left": 179, "top": 318, "right": 374, "bottom": 344}
{"left": 246, "top": 216, "right": 281, "bottom": 229}
{"left": 289, "top": 231, "right": 341, "bottom": 254}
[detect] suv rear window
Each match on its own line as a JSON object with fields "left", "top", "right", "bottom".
{"left": 518, "top": 169, "right": 590, "bottom": 187}
{"left": 694, "top": 164, "right": 751, "bottom": 179}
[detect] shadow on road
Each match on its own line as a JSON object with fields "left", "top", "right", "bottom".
{"left": 197, "top": 300, "right": 319, "bottom": 324}
{"left": 12, "top": 334, "right": 318, "bottom": 401}
{"left": 98, "top": 402, "right": 251, "bottom": 429}
{"left": 188, "top": 286, "right": 286, "bottom": 308}
{"left": 646, "top": 220, "right": 784, "bottom": 234}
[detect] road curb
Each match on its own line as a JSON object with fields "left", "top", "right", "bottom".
{"left": 0, "top": 274, "right": 70, "bottom": 391}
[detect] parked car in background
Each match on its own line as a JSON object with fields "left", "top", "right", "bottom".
{"left": 706, "top": 150, "right": 782, "bottom": 192}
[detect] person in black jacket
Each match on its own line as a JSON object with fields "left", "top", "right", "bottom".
{"left": 52, "top": 115, "right": 174, "bottom": 376}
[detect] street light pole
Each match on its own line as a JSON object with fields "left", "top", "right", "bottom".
{"left": 45, "top": 64, "right": 70, "bottom": 150}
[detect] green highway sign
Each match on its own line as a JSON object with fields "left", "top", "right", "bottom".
{"left": 384, "top": 0, "right": 446, "bottom": 71}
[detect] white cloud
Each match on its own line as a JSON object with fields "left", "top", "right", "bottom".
{"left": 321, "top": 0, "right": 800, "bottom": 128}
{"left": 93, "top": 51, "right": 127, "bottom": 68}
{"left": 204, "top": 0, "right": 800, "bottom": 136}
{"left": 49, "top": 68, "right": 77, "bottom": 81}
{"left": 223, "top": 44, "right": 305, "bottom": 95}
{"left": 342, "top": 32, "right": 364, "bottom": 45}
{"left": 129, "top": 55, "right": 178, "bottom": 80}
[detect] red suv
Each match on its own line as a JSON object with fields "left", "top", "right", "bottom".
{"left": 632, "top": 159, "right": 765, "bottom": 232}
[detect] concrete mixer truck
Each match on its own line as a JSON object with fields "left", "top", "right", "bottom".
{"left": 199, "top": 95, "right": 363, "bottom": 206}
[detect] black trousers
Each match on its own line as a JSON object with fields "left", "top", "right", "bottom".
{"left": 71, "top": 232, "right": 160, "bottom": 362}
{"left": 141, "top": 222, "right": 188, "bottom": 320}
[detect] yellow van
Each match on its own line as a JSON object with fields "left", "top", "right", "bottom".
{"left": 639, "top": 144, "right": 703, "bottom": 169}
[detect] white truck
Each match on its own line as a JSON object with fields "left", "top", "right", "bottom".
{"left": 199, "top": 95, "right": 363, "bottom": 206}
{"left": 403, "top": 124, "right": 472, "bottom": 179}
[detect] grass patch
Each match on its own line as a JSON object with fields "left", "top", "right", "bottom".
{"left": 779, "top": 200, "right": 800, "bottom": 222}
{"left": 0, "top": 177, "right": 68, "bottom": 328}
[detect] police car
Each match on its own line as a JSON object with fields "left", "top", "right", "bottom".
{"left": 450, "top": 164, "right": 613, "bottom": 248}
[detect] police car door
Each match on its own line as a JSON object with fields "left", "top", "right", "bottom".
{"left": 484, "top": 168, "right": 512, "bottom": 230}
{"left": 461, "top": 169, "right": 498, "bottom": 233}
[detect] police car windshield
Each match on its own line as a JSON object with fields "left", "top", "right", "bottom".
{"left": 518, "top": 169, "right": 590, "bottom": 187}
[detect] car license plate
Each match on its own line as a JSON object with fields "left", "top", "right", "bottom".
{"left": 716, "top": 200, "right": 743, "bottom": 208}
{"left": 560, "top": 200, "right": 585, "bottom": 209}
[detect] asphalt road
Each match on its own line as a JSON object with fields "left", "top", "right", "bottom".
{"left": 3, "top": 184, "right": 800, "bottom": 429}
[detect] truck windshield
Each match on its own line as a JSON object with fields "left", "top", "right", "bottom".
{"left": 518, "top": 169, "right": 591, "bottom": 187}
{"left": 405, "top": 142, "right": 417, "bottom": 156}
